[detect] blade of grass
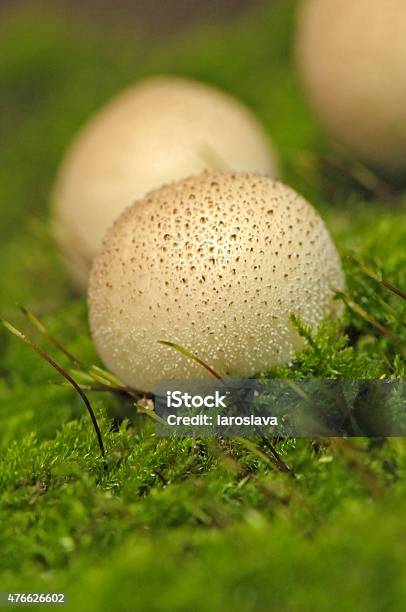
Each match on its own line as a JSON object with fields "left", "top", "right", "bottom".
{"left": 19, "top": 308, "right": 149, "bottom": 399}
{"left": 2, "top": 320, "right": 106, "bottom": 459}
{"left": 347, "top": 256, "right": 406, "bottom": 301}
{"left": 338, "top": 292, "right": 405, "bottom": 349}
{"left": 19, "top": 305, "right": 84, "bottom": 367}
{"left": 158, "top": 340, "right": 225, "bottom": 382}
{"left": 88, "top": 365, "right": 153, "bottom": 398}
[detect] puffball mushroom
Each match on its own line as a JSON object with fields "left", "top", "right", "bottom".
{"left": 296, "top": 0, "right": 406, "bottom": 175}
{"left": 88, "top": 171, "right": 344, "bottom": 392}
{"left": 52, "top": 76, "right": 278, "bottom": 290}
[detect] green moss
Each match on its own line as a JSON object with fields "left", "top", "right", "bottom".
{"left": 0, "top": 1, "right": 405, "bottom": 609}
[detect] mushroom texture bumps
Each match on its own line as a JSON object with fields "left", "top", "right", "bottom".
{"left": 296, "top": 0, "right": 406, "bottom": 176}
{"left": 52, "top": 76, "right": 278, "bottom": 290}
{"left": 88, "top": 172, "right": 344, "bottom": 392}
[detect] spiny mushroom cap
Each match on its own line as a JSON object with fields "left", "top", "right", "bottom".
{"left": 52, "top": 76, "right": 278, "bottom": 290}
{"left": 88, "top": 171, "right": 344, "bottom": 392}
{"left": 296, "top": 0, "right": 406, "bottom": 174}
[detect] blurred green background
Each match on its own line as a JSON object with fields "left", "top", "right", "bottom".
{"left": 0, "top": 1, "right": 405, "bottom": 610}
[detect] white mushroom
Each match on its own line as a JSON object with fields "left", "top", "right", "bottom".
{"left": 88, "top": 171, "right": 344, "bottom": 392}
{"left": 296, "top": 0, "right": 406, "bottom": 175}
{"left": 52, "top": 76, "right": 278, "bottom": 290}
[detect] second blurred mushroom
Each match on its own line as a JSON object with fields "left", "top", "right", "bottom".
{"left": 52, "top": 76, "right": 278, "bottom": 290}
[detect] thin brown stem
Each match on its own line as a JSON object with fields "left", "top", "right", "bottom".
{"left": 2, "top": 320, "right": 106, "bottom": 459}
{"left": 158, "top": 340, "right": 225, "bottom": 382}
{"left": 347, "top": 256, "right": 406, "bottom": 301}
{"left": 19, "top": 306, "right": 84, "bottom": 367}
